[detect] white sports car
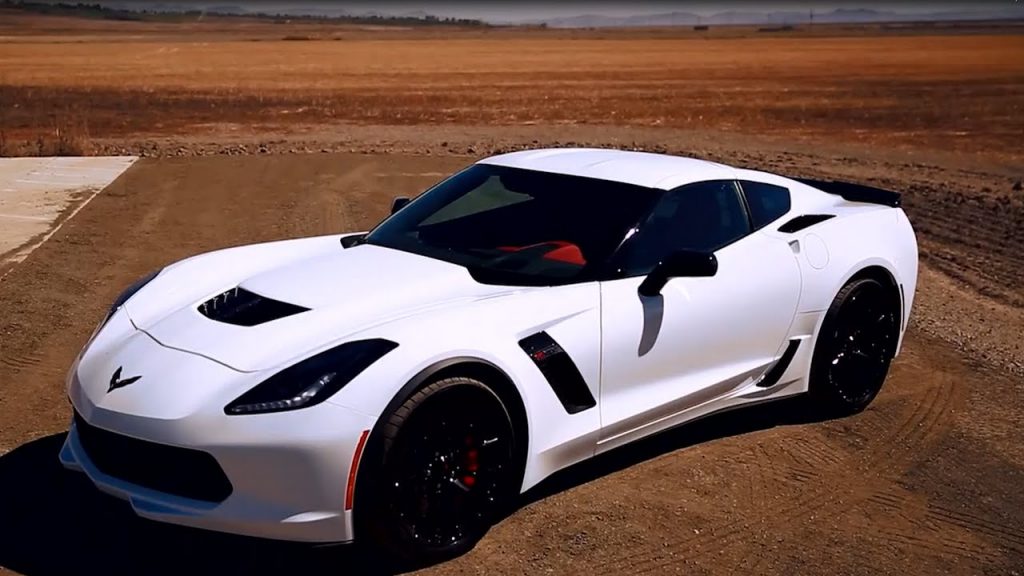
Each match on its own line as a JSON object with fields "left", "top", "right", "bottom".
{"left": 62, "top": 148, "right": 917, "bottom": 563}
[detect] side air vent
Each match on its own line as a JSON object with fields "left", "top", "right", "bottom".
{"left": 198, "top": 287, "right": 309, "bottom": 327}
{"left": 778, "top": 214, "right": 835, "bottom": 234}
{"left": 757, "top": 339, "right": 801, "bottom": 388}
{"left": 518, "top": 332, "right": 596, "bottom": 414}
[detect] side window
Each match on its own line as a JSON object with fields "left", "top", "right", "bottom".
{"left": 741, "top": 180, "right": 791, "bottom": 230}
{"left": 614, "top": 180, "right": 751, "bottom": 277}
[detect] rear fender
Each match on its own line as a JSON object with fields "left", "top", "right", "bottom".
{"left": 785, "top": 207, "right": 918, "bottom": 355}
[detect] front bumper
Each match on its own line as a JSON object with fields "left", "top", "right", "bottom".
{"left": 62, "top": 367, "right": 376, "bottom": 543}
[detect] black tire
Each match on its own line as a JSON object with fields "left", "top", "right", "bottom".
{"left": 809, "top": 277, "right": 899, "bottom": 416}
{"left": 356, "top": 377, "right": 518, "bottom": 567}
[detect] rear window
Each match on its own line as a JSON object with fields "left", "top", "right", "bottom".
{"left": 741, "top": 181, "right": 791, "bottom": 230}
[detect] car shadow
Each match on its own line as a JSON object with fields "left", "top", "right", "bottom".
{"left": 0, "top": 434, "right": 386, "bottom": 576}
{"left": 0, "top": 398, "right": 825, "bottom": 576}
{"left": 513, "top": 396, "right": 824, "bottom": 511}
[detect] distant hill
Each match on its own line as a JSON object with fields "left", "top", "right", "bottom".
{"left": 535, "top": 7, "right": 1024, "bottom": 28}
{"left": 5, "top": 1, "right": 1021, "bottom": 29}
{"left": 0, "top": 1, "right": 489, "bottom": 26}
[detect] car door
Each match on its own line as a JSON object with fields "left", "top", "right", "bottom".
{"left": 597, "top": 180, "right": 800, "bottom": 451}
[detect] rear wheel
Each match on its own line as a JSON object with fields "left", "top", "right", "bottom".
{"left": 809, "top": 277, "right": 899, "bottom": 416}
{"left": 357, "top": 377, "right": 517, "bottom": 566}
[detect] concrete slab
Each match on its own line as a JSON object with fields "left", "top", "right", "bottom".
{"left": 0, "top": 157, "right": 138, "bottom": 276}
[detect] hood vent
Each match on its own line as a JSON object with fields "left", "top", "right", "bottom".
{"left": 198, "top": 287, "right": 309, "bottom": 327}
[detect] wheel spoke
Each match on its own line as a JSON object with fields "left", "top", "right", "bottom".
{"left": 825, "top": 282, "right": 896, "bottom": 407}
{"left": 383, "top": 385, "right": 514, "bottom": 549}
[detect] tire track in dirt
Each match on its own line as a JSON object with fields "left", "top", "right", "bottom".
{"left": 858, "top": 486, "right": 1014, "bottom": 567}
{"left": 0, "top": 352, "right": 43, "bottom": 372}
{"left": 592, "top": 356, "right": 962, "bottom": 576}
{"left": 310, "top": 160, "right": 376, "bottom": 236}
{"left": 870, "top": 376, "right": 951, "bottom": 463}
{"left": 900, "top": 186, "right": 1024, "bottom": 307}
{"left": 0, "top": 177, "right": 172, "bottom": 446}
{"left": 589, "top": 451, "right": 833, "bottom": 574}
{"left": 860, "top": 523, "right": 1003, "bottom": 566}
{"left": 580, "top": 426, "right": 839, "bottom": 572}
{"left": 786, "top": 433, "right": 844, "bottom": 469}
{"left": 0, "top": 355, "right": 64, "bottom": 382}
{"left": 678, "top": 442, "right": 831, "bottom": 573}
{"left": 927, "top": 506, "right": 1024, "bottom": 553}
{"left": 627, "top": 493, "right": 837, "bottom": 575}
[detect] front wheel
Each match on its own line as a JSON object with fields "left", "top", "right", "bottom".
{"left": 356, "top": 377, "right": 518, "bottom": 566}
{"left": 809, "top": 277, "right": 899, "bottom": 416}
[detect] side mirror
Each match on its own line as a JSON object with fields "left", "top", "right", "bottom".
{"left": 391, "top": 197, "right": 411, "bottom": 214}
{"left": 638, "top": 250, "right": 717, "bottom": 297}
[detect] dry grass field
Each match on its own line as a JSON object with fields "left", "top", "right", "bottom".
{"left": 1, "top": 8, "right": 1024, "bottom": 576}
{"left": 1, "top": 9, "right": 1022, "bottom": 158}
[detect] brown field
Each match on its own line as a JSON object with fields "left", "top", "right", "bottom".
{"left": 1, "top": 9, "right": 1024, "bottom": 576}
{"left": 1, "top": 10, "right": 1022, "bottom": 159}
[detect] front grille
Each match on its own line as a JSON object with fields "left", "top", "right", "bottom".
{"left": 74, "top": 411, "right": 233, "bottom": 503}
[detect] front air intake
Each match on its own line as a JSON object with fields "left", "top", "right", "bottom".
{"left": 74, "top": 410, "right": 233, "bottom": 502}
{"left": 198, "top": 287, "right": 309, "bottom": 327}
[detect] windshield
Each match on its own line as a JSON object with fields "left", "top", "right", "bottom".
{"left": 364, "top": 164, "right": 660, "bottom": 286}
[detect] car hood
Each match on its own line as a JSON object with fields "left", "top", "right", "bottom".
{"left": 125, "top": 240, "right": 523, "bottom": 372}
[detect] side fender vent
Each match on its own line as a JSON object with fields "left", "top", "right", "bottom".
{"left": 757, "top": 339, "right": 801, "bottom": 388}
{"left": 198, "top": 287, "right": 309, "bottom": 327}
{"left": 518, "top": 332, "right": 596, "bottom": 414}
{"left": 778, "top": 214, "right": 835, "bottom": 234}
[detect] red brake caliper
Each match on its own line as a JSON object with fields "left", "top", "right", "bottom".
{"left": 463, "top": 436, "right": 478, "bottom": 488}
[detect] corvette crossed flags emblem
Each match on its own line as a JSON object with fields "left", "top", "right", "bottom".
{"left": 107, "top": 366, "right": 142, "bottom": 393}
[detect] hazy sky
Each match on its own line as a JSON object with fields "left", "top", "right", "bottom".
{"left": 97, "top": 2, "right": 1024, "bottom": 23}
{"left": 329, "top": 2, "right": 1017, "bottom": 19}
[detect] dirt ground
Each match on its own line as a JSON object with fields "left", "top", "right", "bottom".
{"left": 1, "top": 9, "right": 1023, "bottom": 576}
{"left": 0, "top": 141, "right": 1021, "bottom": 575}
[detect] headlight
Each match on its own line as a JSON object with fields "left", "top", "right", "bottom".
{"left": 224, "top": 339, "right": 398, "bottom": 415}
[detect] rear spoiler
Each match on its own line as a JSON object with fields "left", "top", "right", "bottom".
{"left": 792, "top": 178, "right": 902, "bottom": 208}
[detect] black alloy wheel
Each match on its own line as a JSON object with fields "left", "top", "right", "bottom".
{"left": 810, "top": 277, "right": 899, "bottom": 415}
{"left": 359, "top": 377, "right": 517, "bottom": 566}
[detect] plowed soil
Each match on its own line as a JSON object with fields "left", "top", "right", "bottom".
{"left": 1, "top": 16, "right": 1023, "bottom": 161}
{"left": 0, "top": 142, "right": 1022, "bottom": 576}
